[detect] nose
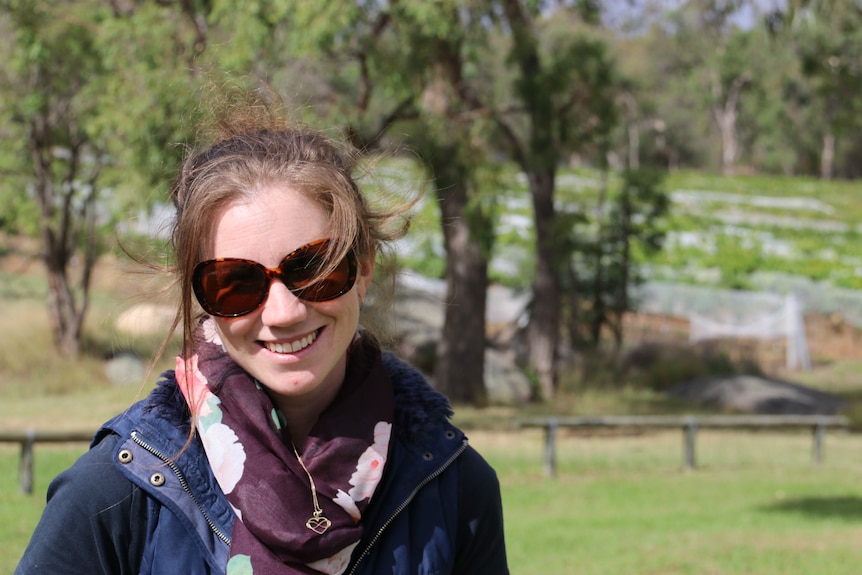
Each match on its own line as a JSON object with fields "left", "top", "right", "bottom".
{"left": 259, "top": 280, "right": 308, "bottom": 325}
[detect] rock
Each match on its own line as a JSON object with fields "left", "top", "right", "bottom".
{"left": 115, "top": 303, "right": 175, "bottom": 336}
{"left": 392, "top": 274, "right": 531, "bottom": 405}
{"left": 666, "top": 374, "right": 847, "bottom": 415}
{"left": 105, "top": 351, "right": 146, "bottom": 386}
{"left": 484, "top": 348, "right": 532, "bottom": 404}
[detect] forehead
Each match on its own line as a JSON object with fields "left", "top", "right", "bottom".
{"left": 205, "top": 185, "right": 329, "bottom": 264}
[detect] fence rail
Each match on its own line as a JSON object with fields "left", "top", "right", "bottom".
{"left": 0, "top": 430, "right": 93, "bottom": 494}
{"left": 515, "top": 414, "right": 850, "bottom": 477}
{"left": 4, "top": 416, "right": 853, "bottom": 490}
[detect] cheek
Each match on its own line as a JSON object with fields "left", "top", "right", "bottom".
{"left": 315, "top": 296, "right": 361, "bottom": 326}
{"left": 213, "top": 316, "right": 253, "bottom": 347}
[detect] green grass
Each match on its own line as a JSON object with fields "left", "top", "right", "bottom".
{"left": 1, "top": 446, "right": 82, "bottom": 575}
{"left": 475, "top": 429, "right": 862, "bottom": 575}
{"left": 5, "top": 429, "right": 862, "bottom": 574}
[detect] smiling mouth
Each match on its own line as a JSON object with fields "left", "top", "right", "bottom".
{"left": 264, "top": 329, "right": 320, "bottom": 354}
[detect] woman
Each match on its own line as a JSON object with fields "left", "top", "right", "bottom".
{"left": 16, "top": 117, "right": 509, "bottom": 574}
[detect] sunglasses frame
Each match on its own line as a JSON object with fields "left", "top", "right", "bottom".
{"left": 192, "top": 238, "right": 358, "bottom": 318}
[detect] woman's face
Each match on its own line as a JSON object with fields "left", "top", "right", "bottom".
{"left": 206, "top": 185, "right": 373, "bottom": 409}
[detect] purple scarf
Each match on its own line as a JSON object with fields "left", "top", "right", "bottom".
{"left": 176, "top": 318, "right": 394, "bottom": 574}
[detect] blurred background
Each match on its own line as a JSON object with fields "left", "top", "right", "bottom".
{"left": 3, "top": 1, "right": 862, "bottom": 573}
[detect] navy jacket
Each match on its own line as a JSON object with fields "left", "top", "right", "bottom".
{"left": 16, "top": 354, "right": 508, "bottom": 574}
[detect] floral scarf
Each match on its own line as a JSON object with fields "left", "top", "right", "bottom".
{"left": 176, "top": 318, "right": 394, "bottom": 574}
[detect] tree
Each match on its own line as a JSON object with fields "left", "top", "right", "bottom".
{"left": 652, "top": 0, "right": 751, "bottom": 175}
{"left": 0, "top": 0, "right": 219, "bottom": 358}
{"left": 568, "top": 169, "right": 669, "bottom": 351}
{"left": 489, "top": 1, "right": 618, "bottom": 399}
{"left": 396, "top": 4, "right": 498, "bottom": 405}
{"left": 776, "top": 0, "right": 862, "bottom": 179}
{"left": 274, "top": 1, "right": 498, "bottom": 405}
{"left": 1, "top": 0, "right": 113, "bottom": 358}
{"left": 739, "top": 20, "right": 806, "bottom": 175}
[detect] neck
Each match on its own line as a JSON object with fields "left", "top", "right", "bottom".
{"left": 272, "top": 379, "right": 343, "bottom": 449}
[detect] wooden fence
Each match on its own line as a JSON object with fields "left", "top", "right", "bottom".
{"left": 515, "top": 414, "right": 850, "bottom": 477}
{"left": 0, "top": 430, "right": 93, "bottom": 494}
{"left": 4, "top": 415, "right": 853, "bottom": 490}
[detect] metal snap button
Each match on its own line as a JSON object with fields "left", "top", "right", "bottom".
{"left": 423, "top": 452, "right": 434, "bottom": 461}
{"left": 118, "top": 449, "right": 134, "bottom": 464}
{"left": 444, "top": 430, "right": 457, "bottom": 440}
{"left": 150, "top": 472, "right": 166, "bottom": 487}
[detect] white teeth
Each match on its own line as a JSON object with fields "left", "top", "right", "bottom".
{"left": 266, "top": 331, "right": 317, "bottom": 354}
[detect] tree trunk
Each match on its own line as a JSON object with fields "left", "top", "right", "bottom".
{"left": 411, "top": 49, "right": 492, "bottom": 407}
{"left": 628, "top": 121, "right": 640, "bottom": 171}
{"left": 715, "top": 107, "right": 739, "bottom": 176}
{"left": 526, "top": 168, "right": 561, "bottom": 401}
{"left": 497, "top": 0, "right": 563, "bottom": 401}
{"left": 615, "top": 186, "right": 632, "bottom": 352}
{"left": 821, "top": 131, "right": 835, "bottom": 180}
{"left": 711, "top": 74, "right": 746, "bottom": 176}
{"left": 44, "top": 255, "right": 84, "bottom": 358}
{"left": 29, "top": 122, "right": 97, "bottom": 359}
{"left": 435, "top": 178, "right": 489, "bottom": 405}
{"left": 621, "top": 93, "right": 639, "bottom": 170}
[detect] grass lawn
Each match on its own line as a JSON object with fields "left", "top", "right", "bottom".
{"left": 4, "top": 427, "right": 862, "bottom": 575}
{"left": 479, "top": 428, "right": 862, "bottom": 575}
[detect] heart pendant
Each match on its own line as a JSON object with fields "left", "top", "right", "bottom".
{"left": 306, "top": 515, "right": 332, "bottom": 535}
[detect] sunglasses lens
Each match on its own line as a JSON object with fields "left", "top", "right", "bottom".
{"left": 285, "top": 242, "right": 356, "bottom": 302}
{"left": 194, "top": 260, "right": 268, "bottom": 317}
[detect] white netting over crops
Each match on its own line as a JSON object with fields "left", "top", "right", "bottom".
{"left": 636, "top": 279, "right": 862, "bottom": 329}
{"left": 633, "top": 282, "right": 814, "bottom": 370}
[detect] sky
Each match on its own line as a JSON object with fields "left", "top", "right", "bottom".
{"left": 599, "top": 0, "right": 789, "bottom": 33}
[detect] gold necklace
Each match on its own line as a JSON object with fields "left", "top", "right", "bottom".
{"left": 292, "top": 443, "right": 332, "bottom": 535}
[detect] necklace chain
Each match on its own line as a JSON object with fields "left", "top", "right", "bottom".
{"left": 292, "top": 443, "right": 332, "bottom": 535}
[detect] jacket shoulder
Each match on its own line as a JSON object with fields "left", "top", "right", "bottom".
{"left": 99, "top": 370, "right": 191, "bottom": 441}
{"left": 16, "top": 433, "right": 147, "bottom": 575}
{"left": 454, "top": 444, "right": 510, "bottom": 574}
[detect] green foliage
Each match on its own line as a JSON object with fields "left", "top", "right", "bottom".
{"left": 637, "top": 170, "right": 862, "bottom": 293}
{"left": 0, "top": 185, "right": 40, "bottom": 235}
{"left": 791, "top": 1, "right": 862, "bottom": 133}
{"left": 562, "top": 168, "right": 670, "bottom": 347}
{"left": 710, "top": 232, "right": 763, "bottom": 289}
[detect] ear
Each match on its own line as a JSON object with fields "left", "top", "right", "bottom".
{"left": 355, "top": 255, "right": 375, "bottom": 302}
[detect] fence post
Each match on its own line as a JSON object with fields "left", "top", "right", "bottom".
{"left": 812, "top": 419, "right": 825, "bottom": 465}
{"left": 544, "top": 417, "right": 558, "bottom": 478}
{"left": 20, "top": 429, "right": 36, "bottom": 495}
{"left": 683, "top": 417, "right": 698, "bottom": 470}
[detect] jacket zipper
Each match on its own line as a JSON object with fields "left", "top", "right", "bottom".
{"left": 346, "top": 439, "right": 469, "bottom": 575}
{"left": 130, "top": 430, "right": 232, "bottom": 546}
